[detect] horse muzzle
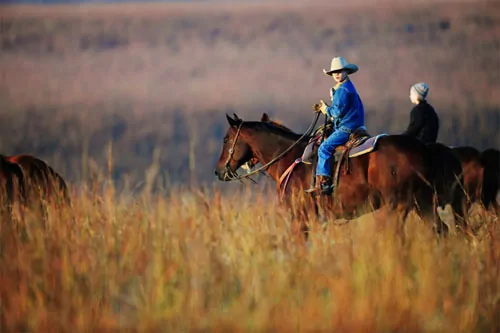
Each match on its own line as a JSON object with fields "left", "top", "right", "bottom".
{"left": 214, "top": 165, "right": 238, "bottom": 181}
{"left": 214, "top": 168, "right": 225, "bottom": 181}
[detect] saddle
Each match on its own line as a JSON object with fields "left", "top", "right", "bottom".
{"left": 301, "top": 125, "right": 371, "bottom": 165}
{"left": 301, "top": 124, "right": 387, "bottom": 190}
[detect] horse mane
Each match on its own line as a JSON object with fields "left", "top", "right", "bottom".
{"left": 265, "top": 119, "right": 296, "bottom": 133}
{"left": 244, "top": 121, "right": 303, "bottom": 141}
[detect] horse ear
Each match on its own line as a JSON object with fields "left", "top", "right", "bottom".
{"left": 233, "top": 113, "right": 242, "bottom": 121}
{"left": 261, "top": 113, "right": 270, "bottom": 122}
{"left": 226, "top": 113, "right": 240, "bottom": 127}
{"left": 226, "top": 113, "right": 235, "bottom": 126}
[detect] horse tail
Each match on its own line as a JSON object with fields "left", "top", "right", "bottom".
{"left": 479, "top": 148, "right": 500, "bottom": 210}
{"left": 425, "top": 143, "right": 465, "bottom": 209}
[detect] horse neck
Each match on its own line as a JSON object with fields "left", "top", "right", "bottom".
{"left": 243, "top": 127, "right": 306, "bottom": 181}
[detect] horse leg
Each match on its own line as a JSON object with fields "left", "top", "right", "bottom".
{"left": 294, "top": 202, "right": 310, "bottom": 242}
{"left": 413, "top": 189, "right": 449, "bottom": 237}
{"left": 430, "top": 204, "right": 450, "bottom": 238}
{"left": 420, "top": 205, "right": 449, "bottom": 237}
{"left": 392, "top": 200, "right": 414, "bottom": 244}
{"left": 284, "top": 194, "right": 310, "bottom": 243}
{"left": 451, "top": 192, "right": 471, "bottom": 233}
{"left": 484, "top": 190, "right": 500, "bottom": 216}
{"left": 369, "top": 191, "right": 382, "bottom": 211}
{"left": 384, "top": 186, "right": 414, "bottom": 241}
{"left": 311, "top": 191, "right": 336, "bottom": 223}
{"left": 436, "top": 216, "right": 449, "bottom": 238}
{"left": 289, "top": 216, "right": 309, "bottom": 242}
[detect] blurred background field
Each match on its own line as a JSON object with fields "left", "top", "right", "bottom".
{"left": 0, "top": 0, "right": 499, "bottom": 191}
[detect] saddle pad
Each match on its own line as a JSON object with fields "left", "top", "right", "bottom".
{"left": 349, "top": 134, "right": 388, "bottom": 158}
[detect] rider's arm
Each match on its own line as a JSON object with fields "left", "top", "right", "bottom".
{"left": 325, "top": 87, "right": 352, "bottom": 119}
{"left": 403, "top": 108, "right": 424, "bottom": 136}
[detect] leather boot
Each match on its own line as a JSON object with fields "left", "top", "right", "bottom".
{"left": 305, "top": 175, "right": 334, "bottom": 195}
{"left": 319, "top": 175, "right": 334, "bottom": 195}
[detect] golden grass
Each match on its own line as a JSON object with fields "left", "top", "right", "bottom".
{"left": 1, "top": 182, "right": 499, "bottom": 332}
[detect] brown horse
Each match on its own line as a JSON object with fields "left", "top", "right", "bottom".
{"left": 259, "top": 113, "right": 468, "bottom": 230}
{"left": 451, "top": 146, "right": 500, "bottom": 214}
{"left": 6, "top": 154, "right": 70, "bottom": 211}
{"left": 0, "top": 155, "right": 26, "bottom": 218}
{"left": 480, "top": 148, "right": 500, "bottom": 213}
{"left": 214, "top": 113, "right": 445, "bottom": 234}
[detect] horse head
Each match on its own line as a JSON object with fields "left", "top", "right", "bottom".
{"left": 214, "top": 113, "right": 254, "bottom": 181}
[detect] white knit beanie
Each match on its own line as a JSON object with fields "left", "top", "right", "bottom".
{"left": 410, "top": 82, "right": 429, "bottom": 100}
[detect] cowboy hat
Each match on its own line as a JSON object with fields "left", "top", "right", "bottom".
{"left": 323, "top": 57, "right": 359, "bottom": 76}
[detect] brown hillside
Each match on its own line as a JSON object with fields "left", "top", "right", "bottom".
{"left": 0, "top": 0, "right": 498, "bottom": 188}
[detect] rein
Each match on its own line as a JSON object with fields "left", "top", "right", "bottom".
{"left": 224, "top": 112, "right": 321, "bottom": 182}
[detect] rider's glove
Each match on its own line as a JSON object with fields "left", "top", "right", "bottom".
{"left": 319, "top": 100, "right": 328, "bottom": 115}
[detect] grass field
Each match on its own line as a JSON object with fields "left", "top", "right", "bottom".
{"left": 1, "top": 184, "right": 499, "bottom": 332}
{"left": 0, "top": 1, "right": 499, "bottom": 331}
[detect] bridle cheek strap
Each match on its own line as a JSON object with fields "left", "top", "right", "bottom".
{"left": 224, "top": 123, "right": 243, "bottom": 178}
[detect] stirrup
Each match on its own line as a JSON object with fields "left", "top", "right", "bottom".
{"left": 305, "top": 184, "right": 334, "bottom": 195}
{"left": 305, "top": 186, "right": 317, "bottom": 193}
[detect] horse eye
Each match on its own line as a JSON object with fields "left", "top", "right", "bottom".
{"left": 223, "top": 136, "right": 229, "bottom": 144}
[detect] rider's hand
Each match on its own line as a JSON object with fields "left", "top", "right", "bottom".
{"left": 319, "top": 100, "right": 328, "bottom": 114}
{"left": 312, "top": 103, "right": 321, "bottom": 113}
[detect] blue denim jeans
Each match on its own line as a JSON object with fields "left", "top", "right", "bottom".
{"left": 316, "top": 130, "right": 350, "bottom": 177}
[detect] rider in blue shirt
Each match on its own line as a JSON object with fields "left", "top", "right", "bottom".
{"left": 307, "top": 57, "right": 366, "bottom": 195}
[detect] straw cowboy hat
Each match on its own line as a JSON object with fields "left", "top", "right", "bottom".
{"left": 323, "top": 57, "right": 359, "bottom": 76}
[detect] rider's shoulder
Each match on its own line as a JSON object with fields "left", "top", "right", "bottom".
{"left": 336, "top": 82, "right": 355, "bottom": 95}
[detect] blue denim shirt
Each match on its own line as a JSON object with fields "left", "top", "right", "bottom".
{"left": 325, "top": 79, "right": 365, "bottom": 133}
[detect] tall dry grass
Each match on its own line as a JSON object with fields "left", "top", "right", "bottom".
{"left": 1, "top": 176, "right": 499, "bottom": 332}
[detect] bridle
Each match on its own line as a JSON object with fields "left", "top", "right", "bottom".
{"left": 222, "top": 112, "right": 321, "bottom": 182}
{"left": 223, "top": 121, "right": 244, "bottom": 181}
